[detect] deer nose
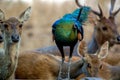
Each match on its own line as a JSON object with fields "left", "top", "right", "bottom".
{"left": 117, "top": 36, "right": 120, "bottom": 41}
{"left": 11, "top": 35, "right": 19, "bottom": 42}
{"left": 0, "top": 35, "right": 3, "bottom": 43}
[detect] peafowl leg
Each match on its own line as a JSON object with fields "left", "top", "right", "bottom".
{"left": 68, "top": 57, "right": 72, "bottom": 80}
{"left": 68, "top": 46, "right": 74, "bottom": 79}
{"left": 56, "top": 45, "right": 65, "bottom": 80}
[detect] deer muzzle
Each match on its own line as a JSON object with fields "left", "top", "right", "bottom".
{"left": 11, "top": 34, "right": 20, "bottom": 43}
{"left": 0, "top": 35, "right": 3, "bottom": 43}
{"left": 117, "top": 36, "right": 120, "bottom": 42}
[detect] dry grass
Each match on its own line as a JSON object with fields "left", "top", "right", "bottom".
{"left": 0, "top": 0, "right": 120, "bottom": 53}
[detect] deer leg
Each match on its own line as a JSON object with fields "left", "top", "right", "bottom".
{"left": 56, "top": 45, "right": 65, "bottom": 80}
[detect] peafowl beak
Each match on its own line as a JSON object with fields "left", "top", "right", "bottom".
{"left": 74, "top": 22, "right": 84, "bottom": 41}
{"left": 78, "top": 32, "right": 82, "bottom": 41}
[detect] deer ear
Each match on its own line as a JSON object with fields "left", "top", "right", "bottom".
{"left": 0, "top": 9, "right": 5, "bottom": 20}
{"left": 98, "top": 41, "right": 109, "bottom": 59}
{"left": 99, "top": 63, "right": 103, "bottom": 70}
{"left": 19, "top": 7, "right": 31, "bottom": 23}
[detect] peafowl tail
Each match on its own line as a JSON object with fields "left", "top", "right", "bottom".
{"left": 72, "top": 6, "right": 91, "bottom": 24}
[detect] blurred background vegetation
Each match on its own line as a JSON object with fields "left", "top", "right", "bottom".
{"left": 0, "top": 0, "right": 120, "bottom": 53}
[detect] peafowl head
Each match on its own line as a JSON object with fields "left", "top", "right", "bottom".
{"left": 73, "top": 21, "right": 83, "bottom": 41}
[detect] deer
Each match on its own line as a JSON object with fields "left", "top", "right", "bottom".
{"left": 79, "top": 41, "right": 120, "bottom": 80}
{"left": 0, "top": 7, "right": 31, "bottom": 80}
{"left": 83, "top": 0, "right": 120, "bottom": 54}
{"left": 15, "top": 42, "right": 120, "bottom": 80}
{"left": 36, "top": 0, "right": 120, "bottom": 56}
{"left": 15, "top": 50, "right": 91, "bottom": 80}
{"left": 15, "top": 41, "right": 111, "bottom": 80}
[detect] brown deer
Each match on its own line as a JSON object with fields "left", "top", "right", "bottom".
{"left": 84, "top": 0, "right": 120, "bottom": 54}
{"left": 0, "top": 7, "right": 31, "bottom": 80}
{"left": 15, "top": 41, "right": 109, "bottom": 80}
{"left": 36, "top": 0, "right": 120, "bottom": 55}
{"left": 79, "top": 41, "right": 120, "bottom": 80}
{"left": 15, "top": 51, "right": 91, "bottom": 80}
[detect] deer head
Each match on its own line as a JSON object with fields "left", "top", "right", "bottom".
{"left": 78, "top": 41, "right": 109, "bottom": 77}
{"left": 0, "top": 7, "right": 31, "bottom": 80}
{"left": 76, "top": 0, "right": 120, "bottom": 47}
{"left": 0, "top": 7, "right": 31, "bottom": 43}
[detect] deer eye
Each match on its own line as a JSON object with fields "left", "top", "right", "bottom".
{"left": 87, "top": 63, "right": 91, "bottom": 68}
{"left": 19, "top": 24, "right": 23, "bottom": 28}
{"left": 0, "top": 21, "right": 3, "bottom": 24}
{"left": 4, "top": 23, "right": 8, "bottom": 28}
{"left": 99, "top": 64, "right": 103, "bottom": 69}
{"left": 102, "top": 27, "right": 107, "bottom": 31}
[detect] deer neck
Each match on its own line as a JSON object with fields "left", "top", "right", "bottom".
{"left": 97, "top": 62, "right": 120, "bottom": 80}
{"left": 0, "top": 33, "right": 20, "bottom": 79}
{"left": 0, "top": 42, "right": 3, "bottom": 48}
{"left": 87, "top": 28, "right": 99, "bottom": 54}
{"left": 87, "top": 27, "right": 107, "bottom": 54}
{"left": 69, "top": 59, "right": 84, "bottom": 78}
{"left": 4, "top": 35, "right": 20, "bottom": 68}
{"left": 4, "top": 34, "right": 20, "bottom": 58}
{"left": 108, "top": 65, "right": 120, "bottom": 80}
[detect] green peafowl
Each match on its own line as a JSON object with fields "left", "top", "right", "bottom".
{"left": 52, "top": 6, "right": 91, "bottom": 79}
